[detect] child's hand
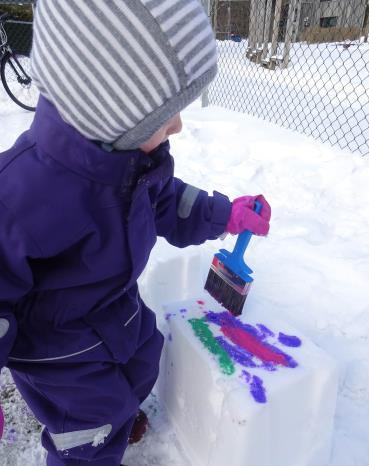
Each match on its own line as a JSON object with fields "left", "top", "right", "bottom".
{"left": 0, "top": 404, "right": 4, "bottom": 439}
{"left": 226, "top": 195, "right": 271, "bottom": 236}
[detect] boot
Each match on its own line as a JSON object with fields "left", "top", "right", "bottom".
{"left": 128, "top": 409, "right": 148, "bottom": 444}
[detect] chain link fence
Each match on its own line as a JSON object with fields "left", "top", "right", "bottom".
{"left": 0, "top": 1, "right": 33, "bottom": 55}
{"left": 1, "top": 1, "right": 368, "bottom": 155}
{"left": 203, "top": 0, "right": 369, "bottom": 156}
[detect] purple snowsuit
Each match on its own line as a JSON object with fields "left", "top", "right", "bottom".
{"left": 0, "top": 97, "right": 232, "bottom": 465}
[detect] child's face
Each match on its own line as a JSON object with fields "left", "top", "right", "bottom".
{"left": 140, "top": 113, "right": 182, "bottom": 153}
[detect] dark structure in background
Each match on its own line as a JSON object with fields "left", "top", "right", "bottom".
{"left": 213, "top": 0, "right": 368, "bottom": 41}
{"left": 0, "top": 1, "right": 34, "bottom": 56}
{"left": 212, "top": 1, "right": 251, "bottom": 39}
{"left": 300, "top": 0, "right": 367, "bottom": 30}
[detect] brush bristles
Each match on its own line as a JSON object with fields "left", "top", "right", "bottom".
{"left": 204, "top": 268, "right": 252, "bottom": 316}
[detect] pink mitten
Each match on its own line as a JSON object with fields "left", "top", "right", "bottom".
{"left": 0, "top": 405, "right": 4, "bottom": 439}
{"left": 226, "top": 195, "right": 271, "bottom": 236}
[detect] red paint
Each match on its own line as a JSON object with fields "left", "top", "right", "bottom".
{"left": 197, "top": 300, "right": 205, "bottom": 306}
{"left": 221, "top": 325, "right": 288, "bottom": 366}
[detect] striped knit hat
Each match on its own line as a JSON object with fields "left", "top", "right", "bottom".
{"left": 31, "top": 0, "right": 217, "bottom": 150}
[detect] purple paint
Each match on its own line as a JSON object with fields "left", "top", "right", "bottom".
{"left": 180, "top": 308, "right": 187, "bottom": 314}
{"left": 186, "top": 309, "right": 302, "bottom": 405}
{"left": 250, "top": 375, "right": 267, "bottom": 403}
{"left": 6, "top": 428, "right": 18, "bottom": 443}
{"left": 256, "top": 323, "right": 275, "bottom": 338}
{"left": 242, "top": 370, "right": 251, "bottom": 383}
{"left": 268, "top": 344, "right": 298, "bottom": 368}
{"left": 205, "top": 310, "right": 229, "bottom": 326}
{"left": 278, "top": 332, "right": 302, "bottom": 347}
{"left": 241, "top": 371, "right": 267, "bottom": 403}
{"left": 168, "top": 333, "right": 172, "bottom": 341}
{"left": 216, "top": 337, "right": 257, "bottom": 368}
{"left": 259, "top": 361, "right": 277, "bottom": 372}
{"left": 206, "top": 311, "right": 262, "bottom": 338}
{"left": 206, "top": 311, "right": 298, "bottom": 369}
{"left": 165, "top": 312, "right": 174, "bottom": 321}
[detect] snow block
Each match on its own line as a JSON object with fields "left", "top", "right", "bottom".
{"left": 158, "top": 297, "right": 338, "bottom": 466}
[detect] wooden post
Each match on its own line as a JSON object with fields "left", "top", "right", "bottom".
{"left": 212, "top": 0, "right": 219, "bottom": 33}
{"left": 339, "top": 1, "right": 349, "bottom": 28}
{"left": 227, "top": 3, "right": 231, "bottom": 39}
{"left": 252, "top": 0, "right": 266, "bottom": 63}
{"left": 202, "top": 0, "right": 212, "bottom": 107}
{"left": 247, "top": 0, "right": 257, "bottom": 57}
{"left": 346, "top": 5, "right": 353, "bottom": 29}
{"left": 262, "top": 0, "right": 274, "bottom": 59}
{"left": 293, "top": 0, "right": 302, "bottom": 42}
{"left": 270, "top": 0, "right": 283, "bottom": 61}
{"left": 282, "top": 0, "right": 297, "bottom": 69}
{"left": 363, "top": 21, "right": 369, "bottom": 42}
{"left": 256, "top": 0, "right": 266, "bottom": 49}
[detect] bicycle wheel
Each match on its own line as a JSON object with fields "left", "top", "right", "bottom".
{"left": 1, "top": 51, "right": 39, "bottom": 111}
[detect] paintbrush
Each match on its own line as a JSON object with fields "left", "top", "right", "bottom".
{"left": 204, "top": 200, "right": 262, "bottom": 316}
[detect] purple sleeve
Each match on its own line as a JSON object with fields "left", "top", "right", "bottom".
{"left": 0, "top": 202, "right": 37, "bottom": 369}
{"left": 155, "top": 177, "right": 232, "bottom": 248}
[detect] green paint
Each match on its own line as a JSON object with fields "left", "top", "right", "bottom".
{"left": 188, "top": 318, "right": 235, "bottom": 375}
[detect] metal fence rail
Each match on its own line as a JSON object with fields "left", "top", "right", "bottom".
{"left": 205, "top": 0, "right": 369, "bottom": 156}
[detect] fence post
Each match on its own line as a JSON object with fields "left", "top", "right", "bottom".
{"left": 262, "top": 0, "right": 274, "bottom": 60}
{"left": 254, "top": 0, "right": 266, "bottom": 63}
{"left": 282, "top": 0, "right": 298, "bottom": 68}
{"left": 364, "top": 24, "right": 369, "bottom": 42}
{"left": 247, "top": 0, "right": 257, "bottom": 57}
{"left": 293, "top": 0, "right": 302, "bottom": 42}
{"left": 212, "top": 0, "right": 219, "bottom": 32}
{"left": 339, "top": 1, "right": 348, "bottom": 28}
{"left": 270, "top": 0, "right": 283, "bottom": 64}
{"left": 202, "top": 0, "right": 211, "bottom": 108}
{"left": 256, "top": 0, "right": 266, "bottom": 48}
{"left": 226, "top": 2, "right": 231, "bottom": 39}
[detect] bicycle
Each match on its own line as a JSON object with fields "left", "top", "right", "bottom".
{"left": 0, "top": 12, "right": 38, "bottom": 111}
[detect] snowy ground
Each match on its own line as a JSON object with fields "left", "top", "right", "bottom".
{"left": 1, "top": 86, "right": 369, "bottom": 466}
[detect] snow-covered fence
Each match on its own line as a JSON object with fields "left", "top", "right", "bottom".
{"left": 206, "top": 0, "right": 369, "bottom": 156}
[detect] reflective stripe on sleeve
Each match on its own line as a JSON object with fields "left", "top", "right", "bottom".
{"left": 177, "top": 184, "right": 200, "bottom": 219}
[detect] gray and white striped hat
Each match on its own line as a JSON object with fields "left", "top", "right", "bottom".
{"left": 31, "top": 0, "right": 217, "bottom": 150}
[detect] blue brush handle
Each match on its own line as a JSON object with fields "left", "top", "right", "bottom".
{"left": 233, "top": 200, "right": 262, "bottom": 253}
{"left": 217, "top": 200, "right": 262, "bottom": 276}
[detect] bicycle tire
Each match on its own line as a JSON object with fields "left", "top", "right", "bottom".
{"left": 1, "top": 51, "right": 38, "bottom": 111}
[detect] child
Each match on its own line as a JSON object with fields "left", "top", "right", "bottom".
{"left": 0, "top": 1, "right": 271, "bottom": 465}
